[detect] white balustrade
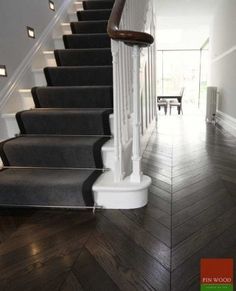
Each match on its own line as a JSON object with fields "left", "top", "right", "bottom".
{"left": 111, "top": 0, "right": 156, "bottom": 183}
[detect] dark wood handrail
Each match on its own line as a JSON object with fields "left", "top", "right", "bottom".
{"left": 107, "top": 0, "right": 154, "bottom": 47}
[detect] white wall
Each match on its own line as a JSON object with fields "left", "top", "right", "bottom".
{"left": 0, "top": 0, "right": 63, "bottom": 95}
{"left": 210, "top": 0, "right": 236, "bottom": 119}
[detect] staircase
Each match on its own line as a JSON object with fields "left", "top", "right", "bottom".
{"left": 0, "top": 1, "right": 115, "bottom": 208}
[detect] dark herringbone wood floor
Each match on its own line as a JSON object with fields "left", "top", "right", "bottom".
{"left": 0, "top": 115, "right": 236, "bottom": 291}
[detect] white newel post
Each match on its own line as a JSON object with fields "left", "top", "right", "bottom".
{"left": 130, "top": 45, "right": 142, "bottom": 183}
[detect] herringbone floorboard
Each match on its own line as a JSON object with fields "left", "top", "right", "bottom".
{"left": 0, "top": 115, "right": 236, "bottom": 290}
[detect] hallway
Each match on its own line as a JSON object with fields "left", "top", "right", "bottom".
{"left": 0, "top": 115, "right": 236, "bottom": 290}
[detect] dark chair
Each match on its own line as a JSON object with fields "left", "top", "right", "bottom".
{"left": 169, "top": 87, "right": 184, "bottom": 115}
{"left": 157, "top": 98, "right": 168, "bottom": 115}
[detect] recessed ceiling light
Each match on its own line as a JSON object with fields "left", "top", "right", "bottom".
{"left": 27, "top": 26, "right": 35, "bottom": 39}
{"left": 0, "top": 65, "right": 7, "bottom": 77}
{"left": 49, "top": 0, "right": 55, "bottom": 11}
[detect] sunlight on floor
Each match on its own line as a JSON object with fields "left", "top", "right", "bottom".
{"left": 156, "top": 103, "right": 208, "bottom": 145}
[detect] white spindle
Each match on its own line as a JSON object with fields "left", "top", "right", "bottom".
{"left": 130, "top": 45, "right": 142, "bottom": 183}
{"left": 111, "top": 40, "right": 123, "bottom": 182}
{"left": 118, "top": 42, "right": 125, "bottom": 144}
{"left": 121, "top": 43, "right": 129, "bottom": 143}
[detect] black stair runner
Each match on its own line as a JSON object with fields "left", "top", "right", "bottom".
{"left": 0, "top": 0, "right": 114, "bottom": 208}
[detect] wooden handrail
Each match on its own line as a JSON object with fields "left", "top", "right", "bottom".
{"left": 107, "top": 0, "right": 154, "bottom": 47}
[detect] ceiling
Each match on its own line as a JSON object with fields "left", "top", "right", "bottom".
{"left": 155, "top": 0, "right": 221, "bottom": 49}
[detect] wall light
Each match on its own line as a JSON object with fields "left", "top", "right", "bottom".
{"left": 49, "top": 0, "right": 55, "bottom": 11}
{"left": 27, "top": 26, "right": 35, "bottom": 39}
{"left": 0, "top": 65, "right": 7, "bottom": 77}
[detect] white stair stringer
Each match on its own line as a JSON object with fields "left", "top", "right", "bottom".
{"left": 43, "top": 51, "right": 57, "bottom": 67}
{"left": 18, "top": 89, "right": 35, "bottom": 109}
{"left": 31, "top": 69, "right": 47, "bottom": 86}
{"left": 1, "top": 113, "right": 19, "bottom": 138}
{"left": 53, "top": 36, "right": 65, "bottom": 49}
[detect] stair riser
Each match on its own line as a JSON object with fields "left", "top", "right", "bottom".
{"left": 16, "top": 110, "right": 112, "bottom": 135}
{"left": 83, "top": 1, "right": 114, "bottom": 10}
{"left": 77, "top": 10, "right": 111, "bottom": 21}
{"left": 32, "top": 87, "right": 113, "bottom": 109}
{"left": 2, "top": 111, "right": 115, "bottom": 139}
{"left": 44, "top": 67, "right": 113, "bottom": 86}
{"left": 54, "top": 49, "right": 112, "bottom": 66}
{"left": 63, "top": 34, "right": 111, "bottom": 49}
{"left": 70, "top": 21, "right": 107, "bottom": 34}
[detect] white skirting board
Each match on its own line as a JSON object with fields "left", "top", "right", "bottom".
{"left": 216, "top": 110, "right": 236, "bottom": 136}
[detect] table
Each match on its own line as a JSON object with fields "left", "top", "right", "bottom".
{"left": 157, "top": 95, "right": 183, "bottom": 114}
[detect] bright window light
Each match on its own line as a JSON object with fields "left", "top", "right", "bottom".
{"left": 159, "top": 29, "right": 183, "bottom": 44}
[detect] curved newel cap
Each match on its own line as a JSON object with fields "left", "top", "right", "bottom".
{"left": 107, "top": 0, "right": 154, "bottom": 47}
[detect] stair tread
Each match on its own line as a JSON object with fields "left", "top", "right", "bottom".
{"left": 78, "top": 9, "right": 111, "bottom": 13}
{"left": 56, "top": 48, "right": 111, "bottom": 52}
{"left": 0, "top": 168, "right": 102, "bottom": 206}
{"left": 17, "top": 108, "right": 112, "bottom": 113}
{"left": 64, "top": 33, "right": 109, "bottom": 36}
{"left": 79, "top": 9, "right": 112, "bottom": 11}
{"left": 71, "top": 20, "right": 108, "bottom": 23}
{"left": 2, "top": 135, "right": 108, "bottom": 146}
{"left": 32, "top": 85, "right": 112, "bottom": 89}
{"left": 1, "top": 136, "right": 109, "bottom": 169}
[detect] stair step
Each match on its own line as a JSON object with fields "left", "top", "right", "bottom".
{"left": 0, "top": 136, "right": 109, "bottom": 168}
{"left": 77, "top": 9, "right": 111, "bottom": 21}
{"left": 70, "top": 21, "right": 108, "bottom": 34}
{"left": 32, "top": 86, "right": 113, "bottom": 108}
{"left": 60, "top": 22, "right": 72, "bottom": 34}
{"left": 54, "top": 48, "right": 112, "bottom": 66}
{"left": 0, "top": 168, "right": 102, "bottom": 207}
{"left": 44, "top": 66, "right": 112, "bottom": 86}
{"left": 16, "top": 108, "right": 112, "bottom": 135}
{"left": 43, "top": 51, "right": 57, "bottom": 67}
{"left": 63, "top": 33, "right": 111, "bottom": 49}
{"left": 83, "top": 1, "right": 114, "bottom": 10}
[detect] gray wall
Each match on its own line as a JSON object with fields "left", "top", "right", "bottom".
{"left": 0, "top": 0, "right": 63, "bottom": 94}
{"left": 210, "top": 0, "right": 236, "bottom": 118}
